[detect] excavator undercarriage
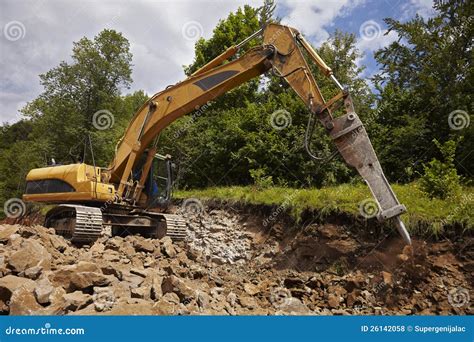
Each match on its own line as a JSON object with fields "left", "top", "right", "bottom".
{"left": 44, "top": 204, "right": 187, "bottom": 243}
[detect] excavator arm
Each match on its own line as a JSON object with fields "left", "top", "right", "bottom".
{"left": 105, "top": 23, "right": 410, "bottom": 244}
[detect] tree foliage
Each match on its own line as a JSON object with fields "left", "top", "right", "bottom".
{"left": 0, "top": 29, "right": 145, "bottom": 206}
{"left": 160, "top": 5, "right": 373, "bottom": 189}
{"left": 420, "top": 138, "right": 461, "bottom": 199}
{"left": 372, "top": 0, "right": 473, "bottom": 181}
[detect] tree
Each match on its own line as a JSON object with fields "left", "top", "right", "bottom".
{"left": 420, "top": 138, "right": 461, "bottom": 199}
{"left": 22, "top": 29, "right": 134, "bottom": 165}
{"left": 259, "top": 0, "right": 277, "bottom": 27}
{"left": 372, "top": 0, "right": 473, "bottom": 181}
{"left": 0, "top": 29, "right": 145, "bottom": 208}
{"left": 160, "top": 5, "right": 374, "bottom": 189}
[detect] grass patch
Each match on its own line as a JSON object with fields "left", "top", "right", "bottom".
{"left": 175, "top": 183, "right": 473, "bottom": 236}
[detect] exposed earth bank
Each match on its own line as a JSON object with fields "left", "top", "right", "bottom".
{"left": 0, "top": 204, "right": 472, "bottom": 315}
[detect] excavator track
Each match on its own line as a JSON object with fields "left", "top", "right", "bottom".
{"left": 45, "top": 205, "right": 103, "bottom": 243}
{"left": 45, "top": 205, "right": 188, "bottom": 243}
{"left": 161, "top": 214, "right": 187, "bottom": 241}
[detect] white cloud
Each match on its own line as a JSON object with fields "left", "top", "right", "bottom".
{"left": 279, "top": 0, "right": 366, "bottom": 45}
{"left": 357, "top": 27, "right": 398, "bottom": 54}
{"left": 1, "top": 0, "right": 371, "bottom": 124}
{"left": 0, "top": 0, "right": 261, "bottom": 123}
{"left": 402, "top": 0, "right": 435, "bottom": 20}
{"left": 354, "top": 18, "right": 399, "bottom": 81}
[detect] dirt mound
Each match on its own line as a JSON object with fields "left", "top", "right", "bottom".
{"left": 0, "top": 206, "right": 471, "bottom": 315}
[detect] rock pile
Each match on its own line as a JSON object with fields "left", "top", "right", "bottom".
{"left": 185, "top": 209, "right": 254, "bottom": 265}
{"left": 0, "top": 207, "right": 472, "bottom": 315}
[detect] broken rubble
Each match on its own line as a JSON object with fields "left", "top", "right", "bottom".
{"left": 0, "top": 225, "right": 19, "bottom": 242}
{"left": 0, "top": 205, "right": 471, "bottom": 317}
{"left": 0, "top": 275, "right": 35, "bottom": 304}
{"left": 8, "top": 240, "right": 51, "bottom": 273}
{"left": 24, "top": 266, "right": 43, "bottom": 280}
{"left": 161, "top": 275, "right": 196, "bottom": 303}
{"left": 161, "top": 237, "right": 177, "bottom": 258}
{"left": 9, "top": 286, "right": 43, "bottom": 315}
{"left": 34, "top": 278, "right": 55, "bottom": 305}
{"left": 133, "top": 239, "right": 155, "bottom": 254}
{"left": 63, "top": 291, "right": 93, "bottom": 311}
{"left": 70, "top": 272, "right": 111, "bottom": 290}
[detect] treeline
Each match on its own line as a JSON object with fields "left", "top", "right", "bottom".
{"left": 0, "top": 0, "right": 471, "bottom": 206}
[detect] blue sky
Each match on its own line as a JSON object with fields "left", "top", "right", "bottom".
{"left": 0, "top": 0, "right": 436, "bottom": 123}
{"left": 276, "top": 0, "right": 435, "bottom": 79}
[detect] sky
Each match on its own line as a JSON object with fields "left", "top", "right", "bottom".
{"left": 0, "top": 0, "right": 436, "bottom": 124}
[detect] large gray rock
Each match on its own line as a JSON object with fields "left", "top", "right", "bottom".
{"left": 63, "top": 291, "right": 92, "bottom": 311}
{"left": 0, "top": 275, "right": 35, "bottom": 303}
{"left": 34, "top": 279, "right": 55, "bottom": 305}
{"left": 8, "top": 240, "right": 51, "bottom": 273}
{"left": 0, "top": 225, "right": 19, "bottom": 242}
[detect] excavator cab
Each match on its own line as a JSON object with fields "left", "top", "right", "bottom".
{"left": 145, "top": 153, "right": 173, "bottom": 208}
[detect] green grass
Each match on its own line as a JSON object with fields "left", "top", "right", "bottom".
{"left": 175, "top": 183, "right": 473, "bottom": 235}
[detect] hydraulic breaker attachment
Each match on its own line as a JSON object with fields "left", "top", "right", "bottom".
{"left": 326, "top": 95, "right": 411, "bottom": 244}
{"left": 264, "top": 23, "right": 411, "bottom": 244}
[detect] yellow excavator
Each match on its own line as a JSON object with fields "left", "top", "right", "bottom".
{"left": 22, "top": 24, "right": 411, "bottom": 245}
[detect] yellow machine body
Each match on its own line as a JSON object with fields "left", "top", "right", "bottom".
{"left": 23, "top": 163, "right": 116, "bottom": 203}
